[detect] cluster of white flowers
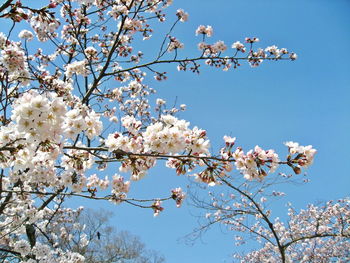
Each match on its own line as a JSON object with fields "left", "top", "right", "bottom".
{"left": 247, "top": 48, "right": 266, "bottom": 67}
{"left": 7, "top": 89, "right": 102, "bottom": 179}
{"left": 84, "top": 46, "right": 98, "bottom": 60}
{"left": 14, "top": 145, "right": 61, "bottom": 185}
{"left": 247, "top": 43, "right": 295, "bottom": 67}
{"left": 111, "top": 174, "right": 130, "bottom": 198}
{"left": 233, "top": 146, "right": 280, "bottom": 180}
{"left": 156, "top": 98, "right": 166, "bottom": 105}
{"left": 143, "top": 115, "right": 210, "bottom": 154}
{"left": 285, "top": 141, "right": 317, "bottom": 167}
{"left": 168, "top": 37, "right": 184, "bottom": 52}
{"left": 197, "top": 40, "right": 227, "bottom": 55}
{"left": 171, "top": 187, "right": 186, "bottom": 207}
{"left": 265, "top": 45, "right": 288, "bottom": 58}
{"left": 30, "top": 14, "right": 60, "bottom": 42}
{"left": 65, "top": 60, "right": 89, "bottom": 78}
{"left": 18, "top": 30, "right": 34, "bottom": 41}
{"left": 72, "top": 0, "right": 95, "bottom": 6}
{"left": 121, "top": 115, "right": 142, "bottom": 135}
{"left": 108, "top": 134, "right": 157, "bottom": 179}
{"left": 42, "top": 76, "right": 74, "bottom": 99}
{"left": 223, "top": 135, "right": 236, "bottom": 146}
{"left": 232, "top": 41, "right": 246, "bottom": 52}
{"left": 32, "top": 243, "right": 52, "bottom": 259}
{"left": 63, "top": 105, "right": 102, "bottom": 140}
{"left": 152, "top": 200, "right": 164, "bottom": 216}
{"left": 0, "top": 32, "right": 7, "bottom": 49}
{"left": 219, "top": 138, "right": 315, "bottom": 180}
{"left": 120, "top": 17, "right": 143, "bottom": 32}
{"left": 61, "top": 146, "right": 94, "bottom": 174}
{"left": 195, "top": 25, "right": 213, "bottom": 37}
{"left": 9, "top": 207, "right": 89, "bottom": 262}
{"left": 245, "top": 37, "right": 260, "bottom": 43}
{"left": 64, "top": 108, "right": 87, "bottom": 138}
{"left": 60, "top": 24, "right": 77, "bottom": 43}
{"left": 212, "top": 40, "right": 227, "bottom": 53}
{"left": 107, "top": 4, "right": 129, "bottom": 19}
{"left": 85, "top": 110, "right": 103, "bottom": 139}
{"left": 121, "top": 156, "right": 156, "bottom": 181}
{"left": 0, "top": 32, "right": 30, "bottom": 85}
{"left": 105, "top": 132, "right": 135, "bottom": 153}
{"left": 11, "top": 91, "right": 66, "bottom": 143}
{"left": 289, "top": 52, "right": 298, "bottom": 60}
{"left": 87, "top": 174, "right": 109, "bottom": 190}
{"left": 176, "top": 9, "right": 189, "bottom": 22}
{"left": 197, "top": 36, "right": 296, "bottom": 69}
{"left": 0, "top": 120, "right": 63, "bottom": 185}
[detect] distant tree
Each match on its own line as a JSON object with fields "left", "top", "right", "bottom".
{"left": 189, "top": 154, "right": 350, "bottom": 262}
{"left": 43, "top": 208, "right": 164, "bottom": 263}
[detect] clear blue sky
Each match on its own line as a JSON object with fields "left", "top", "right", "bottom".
{"left": 6, "top": 0, "right": 350, "bottom": 262}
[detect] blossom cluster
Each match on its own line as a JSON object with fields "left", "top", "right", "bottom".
{"left": 11, "top": 91, "right": 66, "bottom": 143}
{"left": 64, "top": 105, "right": 102, "bottom": 140}
{"left": 285, "top": 141, "right": 317, "bottom": 168}
{"left": 0, "top": 32, "right": 30, "bottom": 85}
{"left": 219, "top": 136, "right": 317, "bottom": 180}
{"left": 65, "top": 60, "right": 89, "bottom": 78}
{"left": 171, "top": 187, "right": 186, "bottom": 207}
{"left": 168, "top": 37, "right": 184, "bottom": 52}
{"left": 10, "top": 91, "right": 102, "bottom": 144}
{"left": 30, "top": 13, "right": 60, "bottom": 42}
{"left": 176, "top": 9, "right": 189, "bottom": 22}
{"left": 110, "top": 174, "right": 131, "bottom": 202}
{"left": 18, "top": 29, "right": 34, "bottom": 41}
{"left": 198, "top": 40, "right": 228, "bottom": 55}
{"left": 232, "top": 41, "right": 246, "bottom": 52}
{"left": 195, "top": 25, "right": 213, "bottom": 37}
{"left": 233, "top": 146, "right": 280, "bottom": 180}
{"left": 220, "top": 137, "right": 280, "bottom": 180}
{"left": 143, "top": 115, "right": 210, "bottom": 154}
{"left": 87, "top": 173, "right": 109, "bottom": 190}
{"left": 105, "top": 115, "right": 210, "bottom": 156}
{"left": 107, "top": 4, "right": 129, "bottom": 19}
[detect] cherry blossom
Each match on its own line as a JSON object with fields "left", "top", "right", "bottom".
{"left": 195, "top": 25, "right": 213, "bottom": 37}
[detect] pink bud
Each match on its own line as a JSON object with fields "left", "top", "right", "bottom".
{"left": 48, "top": 3, "right": 57, "bottom": 8}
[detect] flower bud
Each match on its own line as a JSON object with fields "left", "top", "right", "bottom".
{"left": 293, "top": 166, "right": 301, "bottom": 174}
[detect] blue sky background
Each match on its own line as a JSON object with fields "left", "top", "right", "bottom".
{"left": 3, "top": 0, "right": 350, "bottom": 262}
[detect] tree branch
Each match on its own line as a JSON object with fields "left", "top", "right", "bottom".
{"left": 0, "top": 0, "right": 13, "bottom": 14}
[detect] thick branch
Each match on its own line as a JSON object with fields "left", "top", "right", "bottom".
{"left": 0, "top": 0, "right": 13, "bottom": 13}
